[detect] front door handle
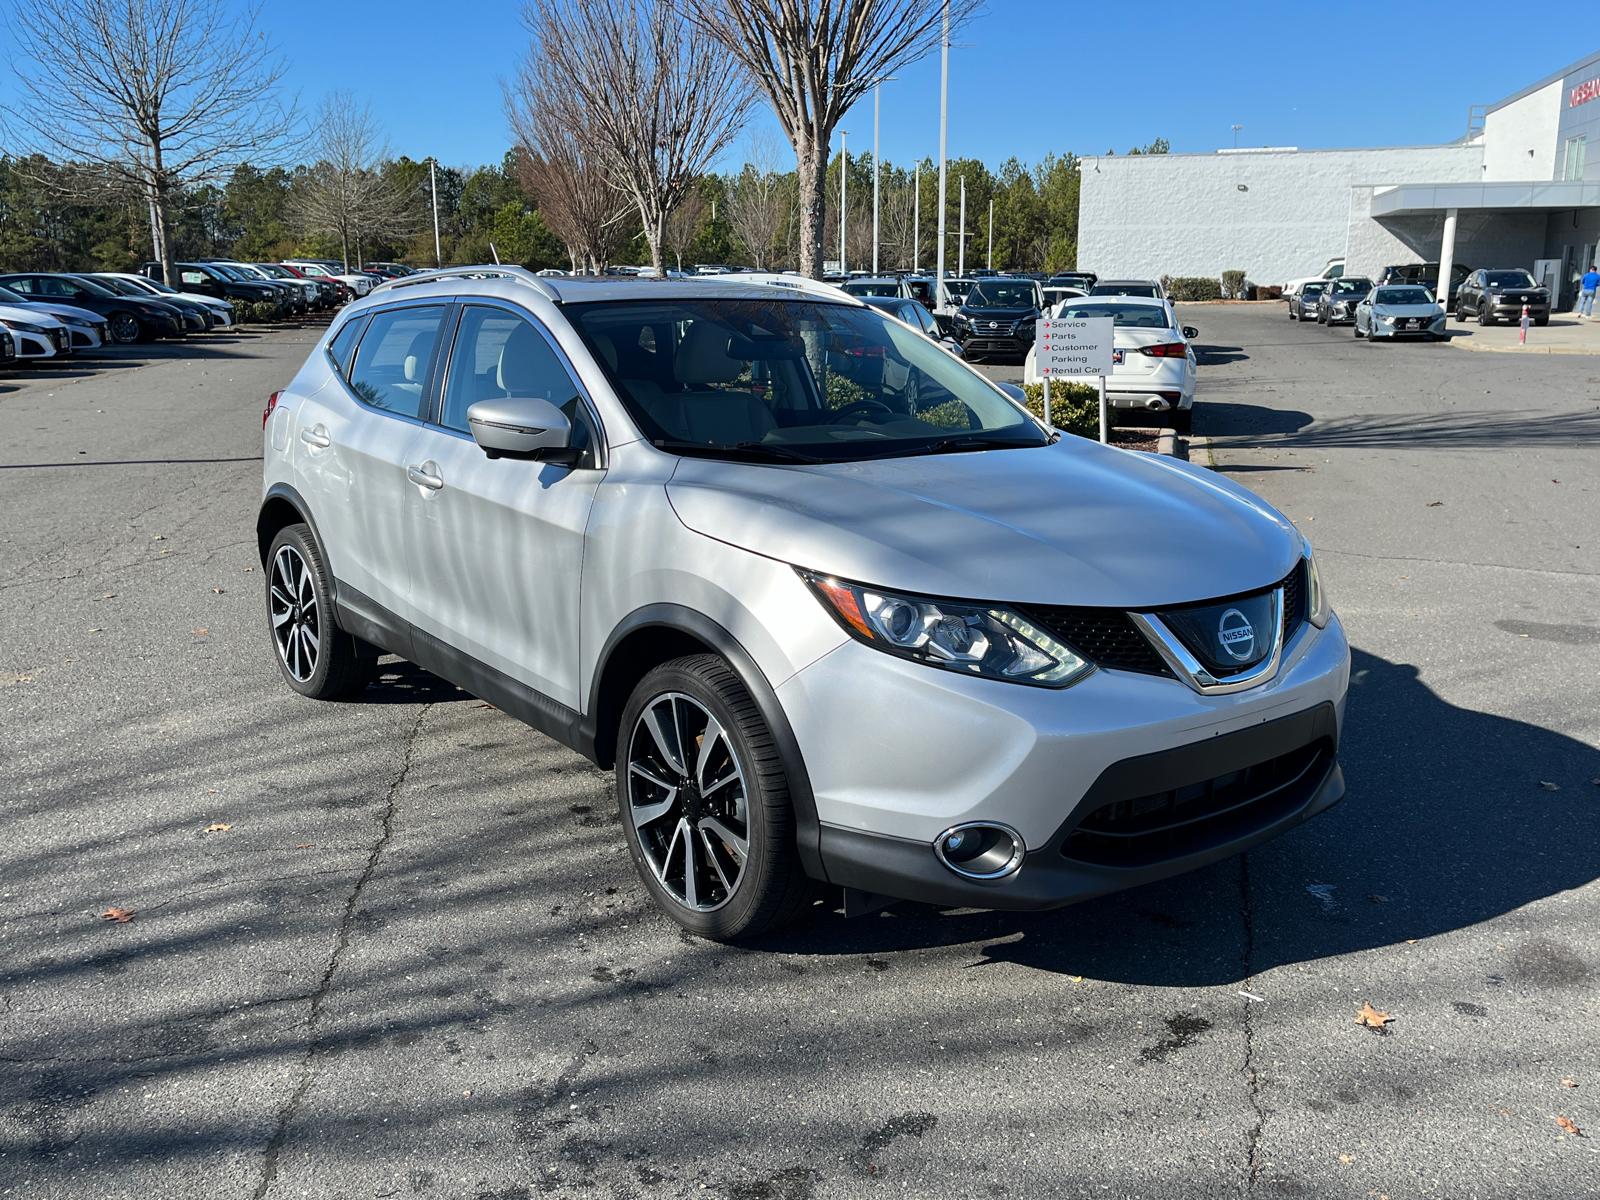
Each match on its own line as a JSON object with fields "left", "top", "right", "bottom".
{"left": 300, "top": 424, "right": 331, "bottom": 448}
{"left": 407, "top": 461, "right": 444, "bottom": 490}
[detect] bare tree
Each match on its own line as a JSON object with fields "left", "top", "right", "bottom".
{"left": 685, "top": 0, "right": 978, "bottom": 278}
{"left": 291, "top": 93, "right": 416, "bottom": 272}
{"left": 507, "top": 68, "right": 631, "bottom": 274}
{"left": 662, "top": 188, "right": 707, "bottom": 272}
{"left": 726, "top": 130, "right": 786, "bottom": 270}
{"left": 1, "top": 0, "right": 297, "bottom": 285}
{"left": 879, "top": 170, "right": 916, "bottom": 271}
{"left": 519, "top": 0, "right": 749, "bottom": 274}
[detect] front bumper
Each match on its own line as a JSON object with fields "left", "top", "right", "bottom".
{"left": 779, "top": 611, "right": 1350, "bottom": 909}
{"left": 1488, "top": 302, "right": 1550, "bottom": 319}
{"left": 1371, "top": 316, "right": 1446, "bottom": 339}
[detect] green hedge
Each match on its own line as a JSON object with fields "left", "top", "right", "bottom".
{"left": 1166, "top": 277, "right": 1223, "bottom": 302}
{"left": 235, "top": 300, "right": 281, "bottom": 324}
{"left": 1020, "top": 381, "right": 1101, "bottom": 439}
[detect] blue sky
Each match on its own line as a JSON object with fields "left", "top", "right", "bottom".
{"left": 264, "top": 1, "right": 1584, "bottom": 171}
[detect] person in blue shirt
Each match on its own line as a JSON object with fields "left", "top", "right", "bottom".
{"left": 1581, "top": 266, "right": 1600, "bottom": 317}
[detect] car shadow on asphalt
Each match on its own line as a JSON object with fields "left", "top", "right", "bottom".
{"left": 1191, "top": 343, "right": 1250, "bottom": 366}
{"left": 756, "top": 646, "right": 1600, "bottom": 985}
{"left": 1195, "top": 401, "right": 1314, "bottom": 439}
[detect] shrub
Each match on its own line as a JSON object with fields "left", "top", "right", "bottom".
{"left": 1221, "top": 270, "right": 1247, "bottom": 299}
{"left": 1020, "top": 380, "right": 1101, "bottom": 440}
{"left": 1166, "top": 277, "right": 1223, "bottom": 302}
{"left": 236, "top": 300, "right": 280, "bottom": 324}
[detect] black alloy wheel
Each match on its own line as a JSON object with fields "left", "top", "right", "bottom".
{"left": 617, "top": 654, "right": 813, "bottom": 941}
{"left": 107, "top": 312, "right": 143, "bottom": 344}
{"left": 264, "top": 523, "right": 377, "bottom": 699}
{"left": 1478, "top": 302, "right": 1494, "bottom": 326}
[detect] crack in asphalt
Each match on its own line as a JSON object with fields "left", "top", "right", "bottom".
{"left": 1239, "top": 852, "right": 1265, "bottom": 1195}
{"left": 249, "top": 703, "right": 430, "bottom": 1200}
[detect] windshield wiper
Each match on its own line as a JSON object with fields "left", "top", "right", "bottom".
{"left": 854, "top": 435, "right": 1044, "bottom": 462}
{"left": 652, "top": 438, "right": 824, "bottom": 464}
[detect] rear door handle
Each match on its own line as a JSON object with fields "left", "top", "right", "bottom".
{"left": 407, "top": 461, "right": 444, "bottom": 490}
{"left": 300, "top": 424, "right": 331, "bottom": 448}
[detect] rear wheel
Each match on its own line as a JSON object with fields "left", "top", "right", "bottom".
{"left": 1354, "top": 320, "right": 1365, "bottom": 338}
{"left": 617, "top": 654, "right": 812, "bottom": 941}
{"left": 265, "top": 523, "right": 377, "bottom": 700}
{"left": 108, "top": 312, "right": 143, "bottom": 344}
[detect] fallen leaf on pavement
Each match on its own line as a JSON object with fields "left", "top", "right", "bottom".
{"left": 1406, "top": 939, "right": 1418, "bottom": 944}
{"left": 191, "top": 629, "right": 208, "bottom": 635}
{"left": 152, "top": 535, "right": 165, "bottom": 540}
{"left": 1557, "top": 1116, "right": 1582, "bottom": 1136}
{"left": 89, "top": 628, "right": 101, "bottom": 633}
{"left": 295, "top": 843, "right": 314, "bottom": 849}
{"left": 101, "top": 908, "right": 134, "bottom": 923}
{"left": 205, "top": 823, "right": 232, "bottom": 833}
{"left": 1562, "top": 1080, "right": 1578, "bottom": 1088}
{"left": 1539, "top": 781, "right": 1561, "bottom": 791}
{"left": 1426, "top": 501, "right": 1443, "bottom": 507}
{"left": 100, "top": 593, "right": 116, "bottom": 600}
{"left": 1355, "top": 1002, "right": 1391, "bottom": 1028}
{"left": 1339, "top": 1154, "right": 1353, "bottom": 1163}
{"left": 212, "top": 588, "right": 224, "bottom": 594}
{"left": 244, "top": 567, "right": 254, "bottom": 572}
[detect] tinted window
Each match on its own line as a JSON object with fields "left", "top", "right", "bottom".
{"left": 843, "top": 281, "right": 901, "bottom": 297}
{"left": 346, "top": 305, "right": 446, "bottom": 416}
{"left": 2, "top": 277, "right": 40, "bottom": 293}
{"left": 1301, "top": 282, "right": 1326, "bottom": 296}
{"left": 968, "top": 282, "right": 1037, "bottom": 308}
{"left": 326, "top": 315, "right": 368, "bottom": 378}
{"left": 1484, "top": 271, "right": 1536, "bottom": 287}
{"left": 1329, "top": 279, "right": 1371, "bottom": 295}
{"left": 1055, "top": 302, "right": 1171, "bottom": 328}
{"left": 1374, "top": 288, "right": 1433, "bottom": 305}
{"left": 440, "top": 306, "right": 595, "bottom": 466}
{"left": 1090, "top": 284, "right": 1157, "bottom": 297}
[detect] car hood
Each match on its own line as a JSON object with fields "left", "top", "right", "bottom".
{"left": 20, "top": 301, "right": 102, "bottom": 324}
{"left": 1373, "top": 303, "right": 1442, "bottom": 315}
{"left": 0, "top": 303, "right": 65, "bottom": 327}
{"left": 959, "top": 306, "right": 1036, "bottom": 319}
{"left": 666, "top": 440, "right": 1300, "bottom": 608}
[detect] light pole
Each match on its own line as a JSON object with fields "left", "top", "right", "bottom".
{"left": 839, "top": 130, "right": 848, "bottom": 276}
{"left": 870, "top": 76, "right": 898, "bottom": 278}
{"left": 429, "top": 159, "right": 442, "bottom": 269}
{"left": 913, "top": 163, "right": 920, "bottom": 272}
{"left": 987, "top": 198, "right": 993, "bottom": 271}
{"left": 958, "top": 174, "right": 966, "bottom": 277}
{"left": 935, "top": 0, "right": 948, "bottom": 287}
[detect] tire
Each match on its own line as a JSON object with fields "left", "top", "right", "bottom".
{"left": 108, "top": 312, "right": 143, "bottom": 344}
{"left": 617, "top": 654, "right": 812, "bottom": 941}
{"left": 1166, "top": 406, "right": 1192, "bottom": 433}
{"left": 1353, "top": 321, "right": 1365, "bottom": 338}
{"left": 265, "top": 523, "right": 376, "bottom": 700}
{"left": 1316, "top": 309, "right": 1326, "bottom": 324}
{"left": 1454, "top": 304, "right": 1468, "bottom": 323}
{"left": 1288, "top": 305, "right": 1297, "bottom": 321}
{"left": 1478, "top": 303, "right": 1494, "bottom": 327}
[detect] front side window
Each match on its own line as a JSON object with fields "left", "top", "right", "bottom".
{"left": 440, "top": 306, "right": 595, "bottom": 466}
{"left": 346, "top": 305, "right": 446, "bottom": 416}
{"left": 567, "top": 297, "right": 1046, "bottom": 463}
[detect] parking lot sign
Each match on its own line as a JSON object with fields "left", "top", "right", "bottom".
{"left": 1036, "top": 317, "right": 1114, "bottom": 376}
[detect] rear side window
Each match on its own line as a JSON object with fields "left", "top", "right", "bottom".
{"left": 346, "top": 305, "right": 446, "bottom": 417}
{"left": 326, "top": 316, "right": 368, "bottom": 379}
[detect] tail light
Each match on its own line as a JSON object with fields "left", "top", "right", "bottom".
{"left": 263, "top": 390, "right": 282, "bottom": 429}
{"left": 1139, "top": 342, "right": 1189, "bottom": 358}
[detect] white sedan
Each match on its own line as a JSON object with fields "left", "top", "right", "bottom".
{"left": 1024, "top": 295, "right": 1199, "bottom": 431}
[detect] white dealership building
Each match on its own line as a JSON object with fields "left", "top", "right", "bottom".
{"left": 1079, "top": 50, "right": 1600, "bottom": 306}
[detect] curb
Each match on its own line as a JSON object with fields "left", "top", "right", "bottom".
{"left": 1447, "top": 339, "right": 1600, "bottom": 355}
{"left": 1158, "top": 428, "right": 1181, "bottom": 458}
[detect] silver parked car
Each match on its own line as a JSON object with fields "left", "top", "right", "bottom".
{"left": 258, "top": 268, "right": 1350, "bottom": 940}
{"left": 1286, "top": 280, "right": 1327, "bottom": 320}
{"left": 1354, "top": 285, "right": 1446, "bottom": 341}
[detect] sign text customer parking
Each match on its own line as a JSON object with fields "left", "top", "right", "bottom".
{"left": 1036, "top": 317, "right": 1114, "bottom": 376}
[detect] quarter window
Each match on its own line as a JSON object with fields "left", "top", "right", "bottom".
{"left": 326, "top": 316, "right": 368, "bottom": 379}
{"left": 439, "top": 306, "right": 596, "bottom": 467}
{"left": 346, "top": 305, "right": 446, "bottom": 417}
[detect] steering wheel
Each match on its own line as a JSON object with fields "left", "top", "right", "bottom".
{"left": 828, "top": 399, "right": 893, "bottom": 423}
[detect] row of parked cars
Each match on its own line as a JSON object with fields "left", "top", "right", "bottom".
{"left": 1286, "top": 266, "right": 1551, "bottom": 341}
{"left": 0, "top": 259, "right": 426, "bottom": 366}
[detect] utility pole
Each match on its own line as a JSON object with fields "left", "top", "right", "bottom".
{"left": 913, "top": 163, "right": 920, "bottom": 272}
{"left": 958, "top": 175, "right": 966, "bottom": 277}
{"left": 873, "top": 84, "right": 881, "bottom": 276}
{"left": 936, "top": 0, "right": 948, "bottom": 286}
{"left": 839, "top": 130, "right": 848, "bottom": 276}
{"left": 987, "top": 198, "right": 993, "bottom": 271}
{"left": 429, "top": 159, "right": 442, "bottom": 268}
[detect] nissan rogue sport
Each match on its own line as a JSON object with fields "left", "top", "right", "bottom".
{"left": 258, "top": 267, "right": 1350, "bottom": 940}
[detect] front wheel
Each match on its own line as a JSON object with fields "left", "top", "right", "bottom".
{"left": 1478, "top": 304, "right": 1494, "bottom": 326}
{"left": 108, "top": 312, "right": 143, "bottom": 344}
{"left": 617, "top": 654, "right": 812, "bottom": 941}
{"left": 265, "top": 523, "right": 377, "bottom": 699}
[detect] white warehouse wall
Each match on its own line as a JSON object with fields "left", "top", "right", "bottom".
{"left": 1079, "top": 145, "right": 1483, "bottom": 287}
{"left": 1483, "top": 80, "right": 1563, "bottom": 181}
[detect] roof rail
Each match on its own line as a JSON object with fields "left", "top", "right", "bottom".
{"left": 720, "top": 272, "right": 848, "bottom": 300}
{"left": 369, "top": 264, "right": 560, "bottom": 302}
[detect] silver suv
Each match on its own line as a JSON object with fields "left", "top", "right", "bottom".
{"left": 259, "top": 268, "right": 1350, "bottom": 940}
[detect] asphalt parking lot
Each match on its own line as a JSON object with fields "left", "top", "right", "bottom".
{"left": 2, "top": 308, "right": 1598, "bottom": 1199}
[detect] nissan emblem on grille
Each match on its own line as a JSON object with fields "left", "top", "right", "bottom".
{"left": 1217, "top": 609, "right": 1256, "bottom": 661}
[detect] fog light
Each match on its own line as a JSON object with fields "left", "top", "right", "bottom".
{"left": 934, "top": 822, "right": 1025, "bottom": 880}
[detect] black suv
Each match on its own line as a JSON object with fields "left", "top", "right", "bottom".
{"left": 147, "top": 262, "right": 282, "bottom": 311}
{"left": 1316, "top": 277, "right": 1374, "bottom": 326}
{"left": 950, "top": 278, "right": 1041, "bottom": 362}
{"left": 1454, "top": 269, "right": 1550, "bottom": 326}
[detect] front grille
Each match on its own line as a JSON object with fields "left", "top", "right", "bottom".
{"left": 1022, "top": 607, "right": 1171, "bottom": 676}
{"left": 1064, "top": 738, "right": 1333, "bottom": 867}
{"left": 1281, "top": 560, "right": 1305, "bottom": 645}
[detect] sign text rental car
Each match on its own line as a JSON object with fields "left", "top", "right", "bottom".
{"left": 1036, "top": 317, "right": 1114, "bottom": 376}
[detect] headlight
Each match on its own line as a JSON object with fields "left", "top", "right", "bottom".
{"left": 800, "top": 570, "right": 1095, "bottom": 688}
{"left": 1303, "top": 541, "right": 1331, "bottom": 629}
{"left": 59, "top": 315, "right": 94, "bottom": 326}
{"left": 1375, "top": 313, "right": 1392, "bottom": 323}
{"left": 1, "top": 319, "right": 50, "bottom": 333}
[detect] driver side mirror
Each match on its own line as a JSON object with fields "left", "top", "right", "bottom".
{"left": 1182, "top": 326, "right": 1199, "bottom": 339}
{"left": 995, "top": 382, "right": 1027, "bottom": 405}
{"left": 466, "top": 396, "right": 574, "bottom": 462}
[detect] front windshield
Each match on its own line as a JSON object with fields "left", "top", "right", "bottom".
{"left": 1484, "top": 271, "right": 1535, "bottom": 287}
{"left": 1330, "top": 279, "right": 1371, "bottom": 295}
{"left": 1302, "top": 282, "right": 1326, "bottom": 296}
{"left": 1055, "top": 301, "right": 1171, "bottom": 328}
{"left": 142, "top": 278, "right": 177, "bottom": 293}
{"left": 843, "top": 281, "right": 900, "bottom": 297}
{"left": 1375, "top": 288, "right": 1433, "bottom": 305}
{"left": 64, "top": 276, "right": 117, "bottom": 298}
{"left": 568, "top": 298, "right": 1046, "bottom": 464}
{"left": 205, "top": 263, "right": 244, "bottom": 280}
{"left": 967, "top": 281, "right": 1036, "bottom": 308}
{"left": 90, "top": 276, "right": 144, "bottom": 296}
